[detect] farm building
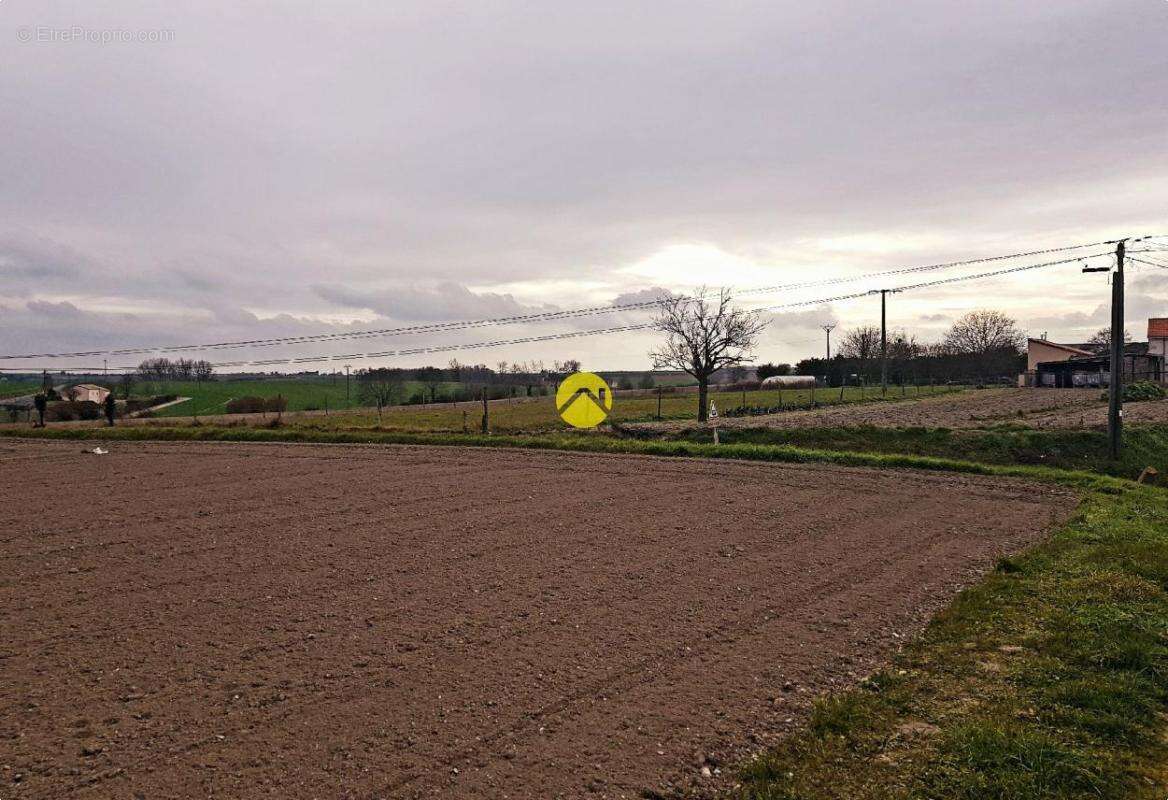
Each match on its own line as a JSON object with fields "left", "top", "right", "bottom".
{"left": 61, "top": 384, "right": 111, "bottom": 404}
{"left": 1020, "top": 323, "right": 1168, "bottom": 388}
{"left": 1026, "top": 343, "right": 1163, "bottom": 388}
{"left": 1024, "top": 339, "right": 1094, "bottom": 373}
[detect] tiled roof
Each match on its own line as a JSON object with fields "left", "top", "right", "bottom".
{"left": 1027, "top": 339, "right": 1095, "bottom": 356}
{"left": 1149, "top": 318, "right": 1168, "bottom": 338}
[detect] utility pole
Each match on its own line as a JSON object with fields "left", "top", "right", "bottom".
{"left": 1084, "top": 238, "right": 1142, "bottom": 459}
{"left": 821, "top": 324, "right": 836, "bottom": 360}
{"left": 821, "top": 324, "right": 836, "bottom": 387}
{"left": 869, "top": 289, "right": 899, "bottom": 397}
{"left": 1109, "top": 240, "right": 1125, "bottom": 459}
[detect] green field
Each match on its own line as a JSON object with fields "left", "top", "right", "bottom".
{"left": 0, "top": 379, "right": 38, "bottom": 400}
{"left": 137, "top": 377, "right": 464, "bottom": 417}
{"left": 150, "top": 382, "right": 958, "bottom": 431}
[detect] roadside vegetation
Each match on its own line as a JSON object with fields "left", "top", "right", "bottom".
{"left": 733, "top": 484, "right": 1168, "bottom": 799}
{"left": 673, "top": 424, "right": 1168, "bottom": 482}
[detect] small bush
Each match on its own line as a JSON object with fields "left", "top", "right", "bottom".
{"left": 225, "top": 396, "right": 268, "bottom": 414}
{"left": 1121, "top": 381, "right": 1166, "bottom": 403}
{"left": 46, "top": 401, "right": 102, "bottom": 422}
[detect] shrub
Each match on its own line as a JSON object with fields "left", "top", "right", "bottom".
{"left": 46, "top": 401, "right": 102, "bottom": 422}
{"left": 1118, "top": 381, "right": 1166, "bottom": 403}
{"left": 225, "top": 396, "right": 268, "bottom": 414}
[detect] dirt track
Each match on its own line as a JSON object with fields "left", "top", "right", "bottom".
{"left": 0, "top": 440, "right": 1073, "bottom": 799}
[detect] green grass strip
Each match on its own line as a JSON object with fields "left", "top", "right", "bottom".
{"left": 0, "top": 423, "right": 1128, "bottom": 493}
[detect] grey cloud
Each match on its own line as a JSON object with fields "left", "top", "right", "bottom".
{"left": 25, "top": 300, "right": 86, "bottom": 319}
{"left": 312, "top": 282, "right": 552, "bottom": 321}
{"left": 0, "top": 1, "right": 1164, "bottom": 369}
{"left": 610, "top": 287, "right": 674, "bottom": 306}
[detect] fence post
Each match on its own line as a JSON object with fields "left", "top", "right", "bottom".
{"left": 656, "top": 387, "right": 662, "bottom": 420}
{"left": 481, "top": 387, "right": 489, "bottom": 434}
{"left": 839, "top": 375, "right": 846, "bottom": 402}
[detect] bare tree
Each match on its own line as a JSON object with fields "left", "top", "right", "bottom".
{"left": 1086, "top": 327, "right": 1132, "bottom": 353}
{"left": 837, "top": 325, "right": 882, "bottom": 379}
{"left": 414, "top": 366, "right": 444, "bottom": 403}
{"left": 649, "top": 288, "right": 767, "bottom": 422}
{"left": 886, "top": 331, "right": 921, "bottom": 361}
{"left": 358, "top": 368, "right": 406, "bottom": 423}
{"left": 192, "top": 360, "right": 215, "bottom": 382}
{"left": 553, "top": 359, "right": 581, "bottom": 377}
{"left": 838, "top": 326, "right": 881, "bottom": 360}
{"left": 942, "top": 310, "right": 1023, "bottom": 354}
{"left": 118, "top": 373, "right": 136, "bottom": 400}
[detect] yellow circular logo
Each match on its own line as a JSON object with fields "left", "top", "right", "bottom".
{"left": 556, "top": 371, "right": 613, "bottom": 428}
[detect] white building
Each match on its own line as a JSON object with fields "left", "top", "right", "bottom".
{"left": 64, "top": 384, "right": 111, "bottom": 404}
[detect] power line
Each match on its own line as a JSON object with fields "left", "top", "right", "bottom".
{"left": 0, "top": 249, "right": 1114, "bottom": 372}
{"left": 156, "top": 250, "right": 1119, "bottom": 369}
{"left": 1127, "top": 256, "right": 1168, "bottom": 270}
{"left": 0, "top": 239, "right": 1118, "bottom": 362}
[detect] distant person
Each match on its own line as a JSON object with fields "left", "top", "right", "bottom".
{"left": 33, "top": 393, "right": 46, "bottom": 428}
{"left": 104, "top": 392, "right": 116, "bottom": 427}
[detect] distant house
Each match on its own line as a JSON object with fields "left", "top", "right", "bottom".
{"left": 1150, "top": 318, "right": 1168, "bottom": 360}
{"left": 62, "top": 384, "right": 111, "bottom": 404}
{"left": 1023, "top": 334, "right": 1164, "bottom": 388}
{"left": 1024, "top": 339, "right": 1095, "bottom": 372}
{"left": 1019, "top": 339, "right": 1095, "bottom": 387}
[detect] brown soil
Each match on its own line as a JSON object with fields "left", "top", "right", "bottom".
{"left": 0, "top": 440, "right": 1073, "bottom": 799}
{"left": 632, "top": 388, "right": 1127, "bottom": 434}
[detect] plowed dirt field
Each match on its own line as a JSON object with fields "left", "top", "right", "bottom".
{"left": 0, "top": 440, "right": 1073, "bottom": 799}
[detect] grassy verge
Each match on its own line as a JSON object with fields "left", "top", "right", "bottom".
{"left": 733, "top": 485, "right": 1168, "bottom": 799}
{"left": 669, "top": 425, "right": 1168, "bottom": 482}
{"left": 0, "top": 422, "right": 1128, "bottom": 492}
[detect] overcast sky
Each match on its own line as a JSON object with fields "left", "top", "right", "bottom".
{"left": 2, "top": 0, "right": 1166, "bottom": 373}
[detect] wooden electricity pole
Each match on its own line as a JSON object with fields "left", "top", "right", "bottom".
{"left": 1085, "top": 238, "right": 1136, "bottom": 459}
{"left": 871, "top": 289, "right": 899, "bottom": 397}
{"left": 881, "top": 290, "right": 888, "bottom": 396}
{"left": 1108, "top": 240, "right": 1126, "bottom": 459}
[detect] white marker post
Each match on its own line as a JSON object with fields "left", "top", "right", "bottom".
{"left": 710, "top": 401, "right": 719, "bottom": 446}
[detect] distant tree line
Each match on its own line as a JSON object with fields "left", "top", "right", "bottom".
{"left": 137, "top": 357, "right": 215, "bottom": 382}
{"left": 355, "top": 357, "right": 589, "bottom": 407}
{"left": 794, "top": 310, "right": 1026, "bottom": 386}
